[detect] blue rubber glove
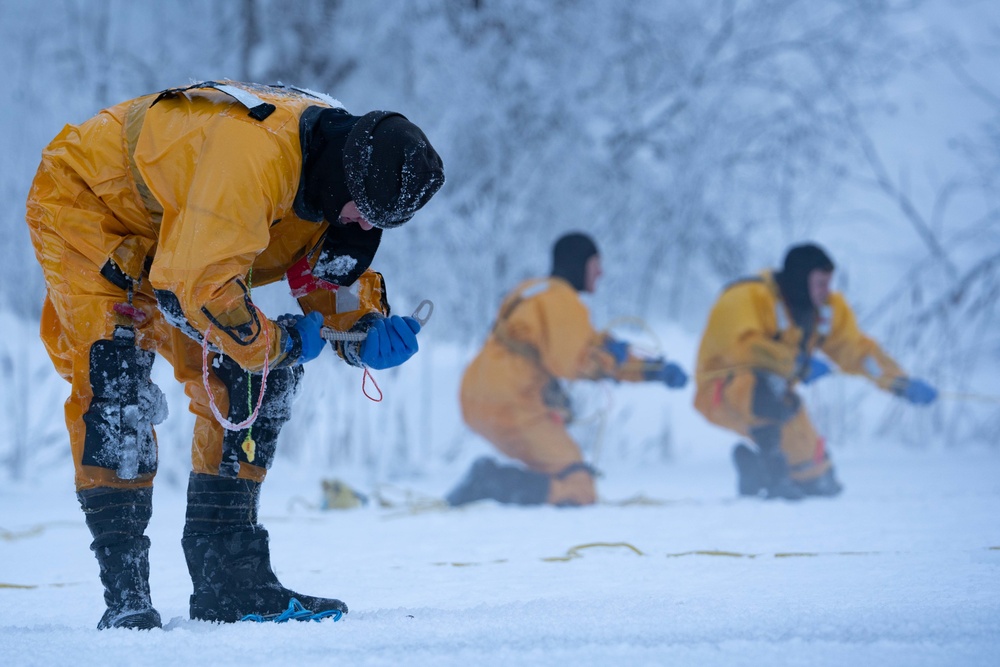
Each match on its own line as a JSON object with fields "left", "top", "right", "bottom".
{"left": 281, "top": 312, "right": 325, "bottom": 364}
{"left": 360, "top": 315, "right": 420, "bottom": 370}
{"left": 801, "top": 357, "right": 833, "bottom": 385}
{"left": 658, "top": 362, "right": 688, "bottom": 389}
{"left": 893, "top": 377, "right": 938, "bottom": 405}
{"left": 603, "top": 337, "right": 629, "bottom": 364}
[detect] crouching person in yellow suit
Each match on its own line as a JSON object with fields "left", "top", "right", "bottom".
{"left": 26, "top": 81, "right": 444, "bottom": 628}
{"left": 447, "top": 232, "right": 689, "bottom": 508}
{"left": 693, "top": 243, "right": 938, "bottom": 500}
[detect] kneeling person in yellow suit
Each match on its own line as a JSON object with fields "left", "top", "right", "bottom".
{"left": 448, "top": 232, "right": 689, "bottom": 507}
{"left": 693, "top": 243, "right": 937, "bottom": 500}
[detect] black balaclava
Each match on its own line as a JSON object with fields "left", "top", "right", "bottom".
{"left": 297, "top": 107, "right": 383, "bottom": 286}
{"left": 551, "top": 232, "right": 599, "bottom": 292}
{"left": 774, "top": 242, "right": 835, "bottom": 327}
{"left": 300, "top": 107, "right": 360, "bottom": 223}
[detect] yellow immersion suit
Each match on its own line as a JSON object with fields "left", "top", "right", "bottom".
{"left": 460, "top": 276, "right": 659, "bottom": 505}
{"left": 693, "top": 270, "right": 905, "bottom": 481}
{"left": 26, "top": 82, "right": 387, "bottom": 491}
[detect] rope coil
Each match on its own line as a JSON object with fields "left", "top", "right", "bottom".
{"left": 200, "top": 310, "right": 271, "bottom": 432}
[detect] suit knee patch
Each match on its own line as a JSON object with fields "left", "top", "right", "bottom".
{"left": 82, "top": 327, "right": 165, "bottom": 480}
{"left": 212, "top": 356, "right": 304, "bottom": 477}
{"left": 751, "top": 371, "right": 801, "bottom": 423}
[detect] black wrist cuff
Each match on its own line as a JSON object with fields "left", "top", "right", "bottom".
{"left": 334, "top": 312, "right": 382, "bottom": 368}
{"left": 275, "top": 322, "right": 303, "bottom": 368}
{"left": 641, "top": 359, "right": 665, "bottom": 381}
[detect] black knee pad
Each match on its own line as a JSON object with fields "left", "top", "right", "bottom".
{"left": 82, "top": 326, "right": 165, "bottom": 480}
{"left": 212, "top": 355, "right": 304, "bottom": 477}
{"left": 751, "top": 371, "right": 801, "bottom": 424}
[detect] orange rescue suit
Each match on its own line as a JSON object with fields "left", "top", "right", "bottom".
{"left": 460, "top": 277, "right": 654, "bottom": 505}
{"left": 693, "top": 270, "right": 905, "bottom": 480}
{"left": 26, "top": 83, "right": 387, "bottom": 490}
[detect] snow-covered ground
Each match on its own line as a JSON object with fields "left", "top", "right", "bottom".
{"left": 2, "top": 441, "right": 997, "bottom": 666}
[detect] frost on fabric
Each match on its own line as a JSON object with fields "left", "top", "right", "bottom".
{"left": 244, "top": 80, "right": 345, "bottom": 109}
{"left": 258, "top": 368, "right": 303, "bottom": 422}
{"left": 380, "top": 140, "right": 444, "bottom": 225}
{"left": 86, "top": 334, "right": 168, "bottom": 480}
{"left": 314, "top": 253, "right": 358, "bottom": 278}
{"left": 92, "top": 374, "right": 167, "bottom": 480}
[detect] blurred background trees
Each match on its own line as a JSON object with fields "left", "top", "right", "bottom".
{"left": 1, "top": 0, "right": 996, "bottom": 480}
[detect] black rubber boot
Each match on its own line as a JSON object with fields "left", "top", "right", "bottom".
{"left": 78, "top": 487, "right": 162, "bottom": 630}
{"left": 749, "top": 425, "right": 805, "bottom": 501}
{"left": 182, "top": 473, "right": 347, "bottom": 623}
{"left": 760, "top": 450, "right": 806, "bottom": 500}
{"left": 732, "top": 442, "right": 765, "bottom": 497}
{"left": 445, "top": 457, "right": 550, "bottom": 507}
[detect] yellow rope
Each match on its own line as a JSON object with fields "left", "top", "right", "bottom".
{"left": 542, "top": 541, "right": 645, "bottom": 562}
{"left": 242, "top": 267, "right": 256, "bottom": 460}
{"left": 696, "top": 365, "right": 1000, "bottom": 404}
{"left": 1, "top": 526, "right": 44, "bottom": 541}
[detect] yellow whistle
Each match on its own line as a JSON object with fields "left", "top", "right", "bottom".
{"left": 241, "top": 436, "right": 256, "bottom": 463}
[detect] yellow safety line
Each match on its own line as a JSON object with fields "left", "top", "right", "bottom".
{"left": 666, "top": 550, "right": 752, "bottom": 558}
{"left": 433, "top": 559, "right": 509, "bottom": 567}
{"left": 0, "top": 582, "right": 82, "bottom": 589}
{"left": 543, "top": 541, "right": 645, "bottom": 562}
{"left": 1, "top": 526, "right": 45, "bottom": 541}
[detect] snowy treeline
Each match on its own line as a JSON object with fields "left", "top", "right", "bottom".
{"left": 0, "top": 0, "right": 997, "bottom": 482}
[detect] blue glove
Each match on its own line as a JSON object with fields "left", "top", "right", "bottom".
{"left": 360, "top": 315, "right": 420, "bottom": 370}
{"left": 603, "top": 337, "right": 629, "bottom": 364}
{"left": 801, "top": 356, "right": 833, "bottom": 385}
{"left": 280, "top": 312, "right": 325, "bottom": 364}
{"left": 658, "top": 362, "right": 688, "bottom": 389}
{"left": 893, "top": 377, "right": 938, "bottom": 405}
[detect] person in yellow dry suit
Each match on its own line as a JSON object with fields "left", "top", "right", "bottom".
{"left": 25, "top": 81, "right": 444, "bottom": 629}
{"left": 693, "top": 242, "right": 938, "bottom": 500}
{"left": 446, "top": 232, "right": 689, "bottom": 507}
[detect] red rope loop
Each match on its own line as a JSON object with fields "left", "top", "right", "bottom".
{"left": 362, "top": 366, "right": 383, "bottom": 402}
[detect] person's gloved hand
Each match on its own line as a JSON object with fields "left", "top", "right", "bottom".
{"left": 360, "top": 315, "right": 421, "bottom": 369}
{"left": 800, "top": 356, "right": 833, "bottom": 385}
{"left": 280, "top": 312, "right": 325, "bottom": 364}
{"left": 892, "top": 377, "right": 938, "bottom": 405}
{"left": 603, "top": 337, "right": 629, "bottom": 364}
{"left": 657, "top": 361, "right": 688, "bottom": 389}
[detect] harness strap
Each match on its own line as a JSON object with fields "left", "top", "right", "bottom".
{"left": 491, "top": 278, "right": 550, "bottom": 364}
{"left": 123, "top": 97, "right": 163, "bottom": 227}
{"left": 150, "top": 80, "right": 277, "bottom": 121}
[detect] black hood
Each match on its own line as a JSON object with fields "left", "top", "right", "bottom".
{"left": 550, "top": 232, "right": 599, "bottom": 292}
{"left": 774, "top": 243, "right": 835, "bottom": 327}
